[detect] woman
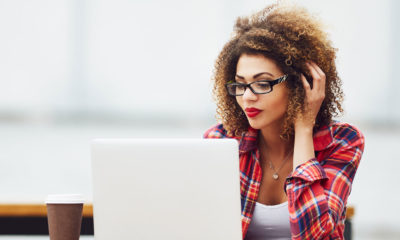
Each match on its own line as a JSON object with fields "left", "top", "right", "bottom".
{"left": 203, "top": 2, "right": 365, "bottom": 240}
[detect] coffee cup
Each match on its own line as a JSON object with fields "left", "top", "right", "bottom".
{"left": 46, "top": 194, "right": 85, "bottom": 240}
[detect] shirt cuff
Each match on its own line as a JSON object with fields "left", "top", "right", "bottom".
{"left": 287, "top": 158, "right": 328, "bottom": 182}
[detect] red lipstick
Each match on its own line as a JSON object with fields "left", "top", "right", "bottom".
{"left": 245, "top": 107, "right": 262, "bottom": 118}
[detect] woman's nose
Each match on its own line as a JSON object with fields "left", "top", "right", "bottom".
{"left": 242, "top": 87, "right": 257, "bottom": 101}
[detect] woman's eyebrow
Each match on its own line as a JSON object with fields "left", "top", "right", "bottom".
{"left": 235, "top": 72, "right": 274, "bottom": 79}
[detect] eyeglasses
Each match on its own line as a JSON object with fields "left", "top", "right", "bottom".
{"left": 225, "top": 75, "right": 288, "bottom": 96}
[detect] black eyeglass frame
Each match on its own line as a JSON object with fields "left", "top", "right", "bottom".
{"left": 225, "top": 74, "right": 288, "bottom": 96}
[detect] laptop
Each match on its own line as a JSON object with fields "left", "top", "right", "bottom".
{"left": 91, "top": 138, "right": 242, "bottom": 240}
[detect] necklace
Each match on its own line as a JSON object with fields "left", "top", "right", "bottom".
{"left": 268, "top": 150, "right": 293, "bottom": 180}
{"left": 260, "top": 138, "right": 293, "bottom": 180}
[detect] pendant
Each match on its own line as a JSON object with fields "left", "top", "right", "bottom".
{"left": 273, "top": 173, "right": 279, "bottom": 180}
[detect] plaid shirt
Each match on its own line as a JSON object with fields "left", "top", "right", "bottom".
{"left": 203, "top": 121, "right": 365, "bottom": 240}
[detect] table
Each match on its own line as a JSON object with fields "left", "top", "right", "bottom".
{"left": 0, "top": 203, "right": 355, "bottom": 239}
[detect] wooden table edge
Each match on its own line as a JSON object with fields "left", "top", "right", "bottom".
{"left": 0, "top": 203, "right": 93, "bottom": 217}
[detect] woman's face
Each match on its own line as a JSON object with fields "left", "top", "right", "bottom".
{"left": 235, "top": 54, "right": 289, "bottom": 130}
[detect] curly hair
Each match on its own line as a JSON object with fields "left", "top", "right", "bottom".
{"left": 212, "top": 2, "right": 344, "bottom": 138}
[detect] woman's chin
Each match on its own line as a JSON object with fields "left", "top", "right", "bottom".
{"left": 247, "top": 117, "right": 280, "bottom": 130}
{"left": 247, "top": 119, "right": 264, "bottom": 130}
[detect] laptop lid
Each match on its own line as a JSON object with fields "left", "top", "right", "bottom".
{"left": 91, "top": 138, "right": 242, "bottom": 240}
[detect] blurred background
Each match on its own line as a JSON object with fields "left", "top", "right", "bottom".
{"left": 0, "top": 0, "right": 399, "bottom": 239}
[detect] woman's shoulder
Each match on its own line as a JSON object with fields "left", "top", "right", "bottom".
{"left": 318, "top": 120, "right": 365, "bottom": 151}
{"left": 330, "top": 121, "right": 364, "bottom": 140}
{"left": 314, "top": 121, "right": 365, "bottom": 169}
{"left": 203, "top": 123, "right": 238, "bottom": 139}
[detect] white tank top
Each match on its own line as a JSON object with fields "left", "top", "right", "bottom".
{"left": 245, "top": 201, "right": 291, "bottom": 240}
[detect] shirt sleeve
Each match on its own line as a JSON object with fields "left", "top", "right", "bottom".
{"left": 284, "top": 124, "right": 365, "bottom": 239}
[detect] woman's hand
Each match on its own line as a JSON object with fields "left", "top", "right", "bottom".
{"left": 294, "top": 61, "right": 326, "bottom": 131}
{"left": 292, "top": 61, "right": 326, "bottom": 169}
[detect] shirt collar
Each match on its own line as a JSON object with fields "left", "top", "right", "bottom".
{"left": 238, "top": 124, "right": 334, "bottom": 153}
{"left": 238, "top": 127, "right": 259, "bottom": 153}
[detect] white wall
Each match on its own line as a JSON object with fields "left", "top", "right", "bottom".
{"left": 0, "top": 0, "right": 398, "bottom": 123}
{"left": 0, "top": 0, "right": 70, "bottom": 113}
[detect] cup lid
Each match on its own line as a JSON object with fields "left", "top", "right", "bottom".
{"left": 45, "top": 194, "right": 85, "bottom": 204}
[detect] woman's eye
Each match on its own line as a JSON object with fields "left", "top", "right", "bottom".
{"left": 255, "top": 82, "right": 270, "bottom": 89}
{"left": 236, "top": 85, "right": 246, "bottom": 90}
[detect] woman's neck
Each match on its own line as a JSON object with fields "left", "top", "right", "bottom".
{"left": 259, "top": 124, "right": 293, "bottom": 162}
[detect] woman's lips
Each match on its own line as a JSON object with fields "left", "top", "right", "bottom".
{"left": 245, "top": 107, "right": 262, "bottom": 118}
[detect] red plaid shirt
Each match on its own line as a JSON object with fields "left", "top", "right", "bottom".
{"left": 203, "top": 121, "right": 365, "bottom": 239}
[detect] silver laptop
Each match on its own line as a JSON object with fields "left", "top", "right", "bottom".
{"left": 91, "top": 138, "right": 242, "bottom": 240}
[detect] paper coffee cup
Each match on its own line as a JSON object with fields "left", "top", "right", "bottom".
{"left": 46, "top": 194, "right": 85, "bottom": 240}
